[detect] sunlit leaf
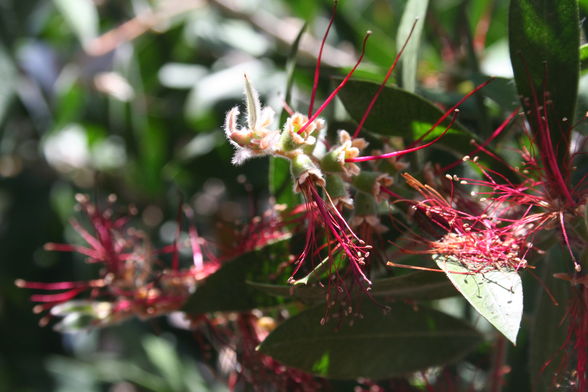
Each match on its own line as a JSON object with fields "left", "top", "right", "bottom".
{"left": 434, "top": 255, "right": 523, "bottom": 344}
{"left": 258, "top": 298, "right": 482, "bottom": 379}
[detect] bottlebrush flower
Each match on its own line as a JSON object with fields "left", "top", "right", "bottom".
{"left": 401, "top": 172, "right": 533, "bottom": 273}
{"left": 16, "top": 195, "right": 215, "bottom": 329}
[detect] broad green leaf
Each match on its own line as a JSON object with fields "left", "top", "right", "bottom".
{"left": 53, "top": 0, "right": 99, "bottom": 50}
{"left": 338, "top": 79, "right": 466, "bottom": 142}
{"left": 249, "top": 271, "right": 457, "bottom": 301}
{"left": 182, "top": 241, "right": 288, "bottom": 314}
{"left": 509, "top": 0, "right": 580, "bottom": 161}
{"left": 371, "top": 271, "right": 457, "bottom": 299}
{"left": 338, "top": 79, "right": 520, "bottom": 181}
{"left": 529, "top": 249, "right": 572, "bottom": 392}
{"left": 246, "top": 281, "right": 326, "bottom": 301}
{"left": 258, "top": 298, "right": 482, "bottom": 379}
{"left": 397, "top": 0, "right": 429, "bottom": 93}
{"left": 434, "top": 255, "right": 523, "bottom": 344}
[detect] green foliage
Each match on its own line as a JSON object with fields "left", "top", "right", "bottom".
{"left": 258, "top": 298, "right": 482, "bottom": 379}
{"left": 183, "top": 240, "right": 289, "bottom": 313}
{"left": 4, "top": 0, "right": 587, "bottom": 390}
{"left": 509, "top": 0, "right": 580, "bottom": 154}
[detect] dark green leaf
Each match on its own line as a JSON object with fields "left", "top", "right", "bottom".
{"left": 529, "top": 249, "right": 572, "bottom": 392}
{"left": 249, "top": 271, "right": 456, "bottom": 302}
{"left": 509, "top": 0, "right": 580, "bottom": 158}
{"left": 258, "top": 298, "right": 482, "bottom": 379}
{"left": 371, "top": 271, "right": 457, "bottom": 299}
{"left": 338, "top": 79, "right": 466, "bottom": 142}
{"left": 246, "top": 281, "right": 326, "bottom": 301}
{"left": 434, "top": 255, "right": 523, "bottom": 344}
{"left": 182, "top": 241, "right": 289, "bottom": 314}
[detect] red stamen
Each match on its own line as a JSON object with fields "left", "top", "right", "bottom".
{"left": 352, "top": 18, "right": 420, "bottom": 138}
{"left": 348, "top": 78, "right": 493, "bottom": 162}
{"left": 348, "top": 108, "right": 459, "bottom": 162}
{"left": 442, "top": 107, "right": 519, "bottom": 172}
{"left": 297, "top": 31, "right": 372, "bottom": 135}
{"left": 308, "top": 1, "right": 338, "bottom": 118}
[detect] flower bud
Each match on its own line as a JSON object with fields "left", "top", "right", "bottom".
{"left": 351, "top": 171, "right": 393, "bottom": 202}
{"left": 290, "top": 153, "right": 325, "bottom": 192}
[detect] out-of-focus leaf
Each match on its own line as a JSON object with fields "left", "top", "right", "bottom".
{"left": 396, "top": 0, "right": 429, "bottom": 93}
{"left": 434, "top": 255, "right": 523, "bottom": 344}
{"left": 509, "top": 0, "right": 580, "bottom": 159}
{"left": 53, "top": 0, "right": 99, "bottom": 50}
{"left": 143, "top": 336, "right": 183, "bottom": 392}
{"left": 529, "top": 249, "right": 572, "bottom": 392}
{"left": 0, "top": 44, "right": 16, "bottom": 126}
{"left": 182, "top": 241, "right": 288, "bottom": 314}
{"left": 258, "top": 298, "right": 482, "bottom": 379}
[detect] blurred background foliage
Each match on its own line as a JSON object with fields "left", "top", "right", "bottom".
{"left": 1, "top": 0, "right": 588, "bottom": 391}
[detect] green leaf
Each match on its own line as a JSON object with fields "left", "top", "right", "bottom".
{"left": 338, "top": 79, "right": 466, "bottom": 142}
{"left": 182, "top": 241, "right": 288, "bottom": 314}
{"left": 53, "top": 0, "right": 99, "bottom": 50}
{"left": 434, "top": 255, "right": 523, "bottom": 344}
{"left": 258, "top": 298, "right": 482, "bottom": 379}
{"left": 529, "top": 249, "right": 572, "bottom": 392}
{"left": 371, "top": 271, "right": 457, "bottom": 300}
{"left": 269, "top": 156, "right": 299, "bottom": 206}
{"left": 143, "top": 336, "right": 183, "bottom": 392}
{"left": 246, "top": 281, "right": 326, "bottom": 301}
{"left": 249, "top": 271, "right": 457, "bottom": 302}
{"left": 397, "top": 0, "right": 429, "bottom": 93}
{"left": 0, "top": 44, "right": 16, "bottom": 127}
{"left": 509, "top": 0, "right": 580, "bottom": 158}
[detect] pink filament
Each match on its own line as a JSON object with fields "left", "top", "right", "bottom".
{"left": 352, "top": 18, "right": 420, "bottom": 138}
{"left": 297, "top": 31, "right": 372, "bottom": 135}
{"left": 308, "top": 1, "right": 338, "bottom": 118}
